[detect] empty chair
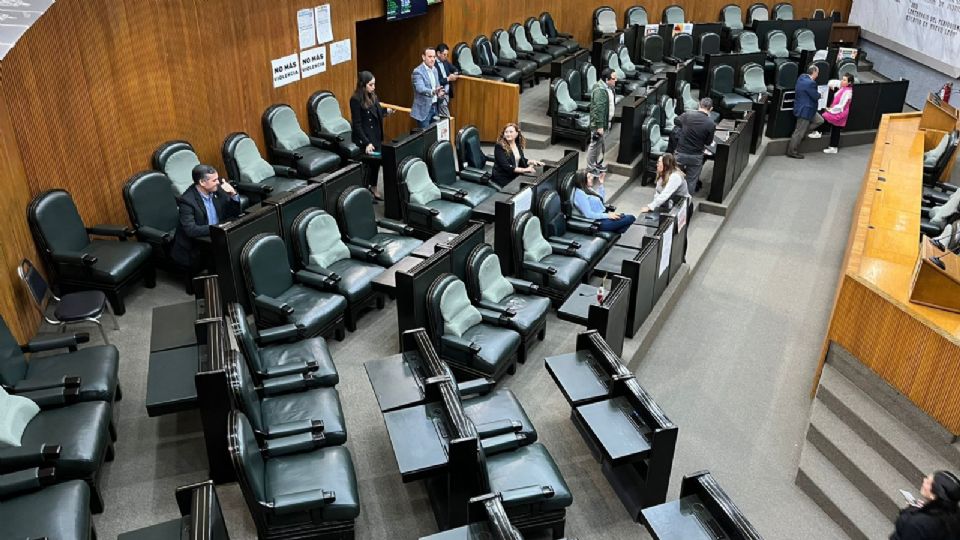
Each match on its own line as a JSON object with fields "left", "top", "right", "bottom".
{"left": 921, "top": 188, "right": 960, "bottom": 237}
{"left": 738, "top": 30, "right": 761, "bottom": 53}
{"left": 662, "top": 4, "right": 685, "bottom": 24}
{"left": 604, "top": 50, "right": 643, "bottom": 94}
{"left": 152, "top": 140, "right": 200, "bottom": 197}
{"left": 336, "top": 185, "right": 423, "bottom": 267}
{"left": 550, "top": 79, "right": 591, "bottom": 150}
{"left": 617, "top": 45, "right": 644, "bottom": 80}
{"left": 398, "top": 157, "right": 472, "bottom": 235}
{"left": 774, "top": 60, "right": 799, "bottom": 89}
{"left": 773, "top": 2, "right": 793, "bottom": 20}
{"left": 456, "top": 124, "right": 496, "bottom": 181}
{"left": 473, "top": 35, "right": 523, "bottom": 86}
{"left": 535, "top": 191, "right": 609, "bottom": 265}
{"left": 792, "top": 28, "right": 816, "bottom": 56}
{"left": 240, "top": 233, "right": 348, "bottom": 339}
{"left": 643, "top": 117, "right": 670, "bottom": 181}
{"left": 491, "top": 30, "right": 538, "bottom": 89}
{"left": 453, "top": 42, "right": 504, "bottom": 82}
{"left": 593, "top": 6, "right": 618, "bottom": 38}
{"left": 694, "top": 32, "right": 722, "bottom": 78}
{"left": 709, "top": 64, "right": 755, "bottom": 114}
{"left": 812, "top": 59, "right": 831, "bottom": 85}
{"left": 836, "top": 58, "right": 858, "bottom": 83}
{"left": 766, "top": 30, "right": 791, "bottom": 66}
{"left": 122, "top": 171, "right": 180, "bottom": 270}
{"left": 512, "top": 212, "right": 589, "bottom": 306}
{"left": 0, "top": 477, "right": 93, "bottom": 540}
{"left": 562, "top": 69, "right": 590, "bottom": 111}
{"left": 508, "top": 23, "right": 552, "bottom": 68}
{"left": 720, "top": 4, "right": 744, "bottom": 36}
{"left": 639, "top": 34, "right": 669, "bottom": 75}
{"left": 524, "top": 17, "right": 569, "bottom": 61}
{"left": 291, "top": 209, "right": 386, "bottom": 332}
{"left": 227, "top": 411, "right": 359, "bottom": 540}
{"left": 624, "top": 5, "right": 648, "bottom": 27}
{"left": 660, "top": 95, "right": 678, "bottom": 133}
{"left": 262, "top": 104, "right": 341, "bottom": 178}
{"left": 28, "top": 189, "right": 154, "bottom": 316}
{"left": 736, "top": 62, "right": 769, "bottom": 99}
{"left": 537, "top": 12, "right": 580, "bottom": 54}
{"left": 426, "top": 140, "right": 497, "bottom": 207}
{"left": 426, "top": 273, "right": 521, "bottom": 380}
{"left": 747, "top": 2, "right": 770, "bottom": 24}
{"left": 221, "top": 132, "right": 308, "bottom": 202}
{"left": 667, "top": 32, "right": 694, "bottom": 63}
{"left": 813, "top": 8, "right": 826, "bottom": 19}
{"left": 924, "top": 131, "right": 960, "bottom": 188}
{"left": 578, "top": 63, "right": 601, "bottom": 102}
{"left": 306, "top": 90, "right": 362, "bottom": 162}
{"left": 678, "top": 80, "right": 699, "bottom": 112}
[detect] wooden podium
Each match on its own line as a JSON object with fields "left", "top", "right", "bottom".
{"left": 910, "top": 237, "right": 960, "bottom": 313}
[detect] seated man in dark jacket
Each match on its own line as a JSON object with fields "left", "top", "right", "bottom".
{"left": 171, "top": 164, "right": 242, "bottom": 272}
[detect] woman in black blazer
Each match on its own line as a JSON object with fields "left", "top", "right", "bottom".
{"left": 490, "top": 123, "right": 543, "bottom": 188}
{"left": 350, "top": 71, "right": 393, "bottom": 200}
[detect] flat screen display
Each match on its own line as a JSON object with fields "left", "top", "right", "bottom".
{"left": 386, "top": 0, "right": 428, "bottom": 21}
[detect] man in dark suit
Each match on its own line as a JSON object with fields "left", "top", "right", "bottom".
{"left": 787, "top": 65, "right": 824, "bottom": 159}
{"left": 171, "top": 164, "right": 242, "bottom": 272}
{"left": 435, "top": 43, "right": 460, "bottom": 117}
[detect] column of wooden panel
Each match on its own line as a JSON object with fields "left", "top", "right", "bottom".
{"left": 448, "top": 76, "right": 520, "bottom": 142}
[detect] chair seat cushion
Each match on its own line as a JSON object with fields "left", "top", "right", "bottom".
{"left": 463, "top": 389, "right": 537, "bottom": 441}
{"left": 720, "top": 92, "right": 753, "bottom": 109}
{"left": 540, "top": 254, "right": 587, "bottom": 291}
{"left": 542, "top": 42, "right": 570, "bottom": 57}
{"left": 54, "top": 290, "right": 107, "bottom": 321}
{"left": 25, "top": 345, "right": 119, "bottom": 402}
{"left": 514, "top": 59, "right": 537, "bottom": 76}
{"left": 500, "top": 294, "right": 550, "bottom": 335}
{"left": 264, "top": 446, "right": 360, "bottom": 521}
{"left": 494, "top": 67, "right": 523, "bottom": 84}
{"left": 18, "top": 401, "right": 110, "bottom": 479}
{"left": 524, "top": 51, "right": 553, "bottom": 66}
{"left": 485, "top": 443, "right": 573, "bottom": 512}
{"left": 0, "top": 480, "right": 91, "bottom": 540}
{"left": 426, "top": 200, "right": 472, "bottom": 231}
{"left": 261, "top": 176, "right": 309, "bottom": 194}
{"left": 276, "top": 285, "right": 348, "bottom": 337}
{"left": 460, "top": 324, "right": 520, "bottom": 375}
{"left": 450, "top": 180, "right": 497, "bottom": 208}
{"left": 260, "top": 336, "right": 339, "bottom": 386}
{"left": 326, "top": 259, "right": 383, "bottom": 303}
{"left": 554, "top": 232, "right": 607, "bottom": 264}
{"left": 369, "top": 233, "right": 422, "bottom": 267}
{"left": 80, "top": 240, "right": 152, "bottom": 285}
{"left": 294, "top": 146, "right": 340, "bottom": 177}
{"left": 260, "top": 387, "right": 347, "bottom": 445}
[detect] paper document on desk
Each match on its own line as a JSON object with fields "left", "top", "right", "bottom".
{"left": 659, "top": 227, "right": 673, "bottom": 277}
{"left": 817, "top": 85, "right": 829, "bottom": 110}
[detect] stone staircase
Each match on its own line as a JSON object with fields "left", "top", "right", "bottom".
{"left": 797, "top": 344, "right": 960, "bottom": 539}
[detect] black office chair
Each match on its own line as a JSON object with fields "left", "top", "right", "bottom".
{"left": 923, "top": 130, "right": 960, "bottom": 195}
{"left": 812, "top": 59, "right": 831, "bottom": 85}
{"left": 642, "top": 117, "right": 670, "bottom": 182}
{"left": 490, "top": 30, "right": 538, "bottom": 89}
{"left": 121, "top": 171, "right": 180, "bottom": 271}
{"left": 709, "top": 64, "right": 755, "bottom": 115}
{"left": 455, "top": 125, "right": 496, "bottom": 183}
{"left": 736, "top": 62, "right": 769, "bottom": 100}
{"left": 336, "top": 185, "right": 423, "bottom": 267}
{"left": 261, "top": 104, "right": 341, "bottom": 178}
{"left": 0, "top": 477, "right": 94, "bottom": 540}
{"left": 615, "top": 45, "right": 643, "bottom": 81}
{"left": 662, "top": 4, "right": 685, "bottom": 24}
{"left": 578, "top": 63, "right": 600, "bottom": 103}
{"left": 920, "top": 189, "right": 960, "bottom": 237}
{"left": 639, "top": 34, "right": 669, "bottom": 75}
{"left": 772, "top": 2, "right": 794, "bottom": 20}
{"left": 306, "top": 90, "right": 362, "bottom": 162}
{"left": 535, "top": 191, "right": 609, "bottom": 265}
{"left": 593, "top": 6, "right": 618, "bottom": 39}
{"left": 694, "top": 32, "right": 722, "bottom": 79}
{"left": 550, "top": 79, "right": 591, "bottom": 150}
{"left": 511, "top": 212, "right": 589, "bottom": 306}
{"left": 812, "top": 8, "right": 826, "bottom": 19}
{"left": 774, "top": 60, "right": 799, "bottom": 90}
{"left": 667, "top": 32, "right": 694, "bottom": 64}
{"left": 561, "top": 69, "right": 590, "bottom": 112}
{"left": 519, "top": 19, "right": 567, "bottom": 61}
{"left": 792, "top": 28, "right": 817, "bottom": 57}
{"left": 558, "top": 172, "right": 617, "bottom": 239}
{"left": 624, "top": 5, "right": 649, "bottom": 27}
{"left": 604, "top": 49, "right": 643, "bottom": 94}
{"left": 473, "top": 35, "right": 523, "bottom": 86}
{"left": 678, "top": 80, "right": 699, "bottom": 112}
{"left": 398, "top": 156, "right": 472, "bottom": 235}
{"left": 766, "top": 30, "right": 791, "bottom": 67}
{"left": 720, "top": 4, "right": 744, "bottom": 38}
{"left": 508, "top": 23, "right": 553, "bottom": 68}
{"left": 659, "top": 94, "right": 678, "bottom": 134}
{"left": 747, "top": 2, "right": 770, "bottom": 24}
{"left": 453, "top": 42, "right": 505, "bottom": 82}
{"left": 426, "top": 140, "right": 497, "bottom": 207}
{"left": 221, "top": 132, "right": 308, "bottom": 202}
{"left": 836, "top": 58, "right": 858, "bottom": 83}
{"left": 151, "top": 140, "right": 200, "bottom": 197}
{"left": 537, "top": 12, "right": 580, "bottom": 54}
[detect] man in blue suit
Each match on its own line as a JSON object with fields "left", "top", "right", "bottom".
{"left": 787, "top": 65, "right": 824, "bottom": 159}
{"left": 411, "top": 47, "right": 443, "bottom": 129}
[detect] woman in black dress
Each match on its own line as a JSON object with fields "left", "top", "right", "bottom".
{"left": 350, "top": 70, "right": 393, "bottom": 200}
{"left": 891, "top": 470, "right": 960, "bottom": 540}
{"left": 490, "top": 123, "right": 543, "bottom": 188}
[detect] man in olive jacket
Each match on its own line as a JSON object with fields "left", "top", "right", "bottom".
{"left": 587, "top": 68, "right": 618, "bottom": 180}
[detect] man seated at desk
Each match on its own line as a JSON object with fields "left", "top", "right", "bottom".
{"left": 171, "top": 164, "right": 241, "bottom": 273}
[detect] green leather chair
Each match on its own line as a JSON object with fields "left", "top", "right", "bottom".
{"left": 398, "top": 157, "right": 472, "bottom": 236}
{"left": 122, "top": 171, "right": 179, "bottom": 269}
{"left": 0, "top": 474, "right": 94, "bottom": 540}
{"left": 511, "top": 213, "right": 588, "bottom": 306}
{"left": 439, "top": 363, "right": 537, "bottom": 442}
{"left": 151, "top": 140, "right": 200, "bottom": 198}
{"left": 222, "top": 132, "right": 308, "bottom": 202}
{"left": 425, "top": 140, "right": 497, "bottom": 208}
{"left": 557, "top": 172, "right": 617, "bottom": 240}
{"left": 228, "top": 351, "right": 346, "bottom": 446}
{"left": 426, "top": 273, "right": 520, "bottom": 381}
{"left": 117, "top": 480, "right": 226, "bottom": 540}
{"left": 262, "top": 104, "right": 342, "bottom": 178}
{"left": 508, "top": 23, "right": 553, "bottom": 68}
{"left": 529, "top": 15, "right": 574, "bottom": 57}
{"left": 535, "top": 191, "right": 609, "bottom": 265}
{"left": 336, "top": 186, "right": 423, "bottom": 267}
{"left": 27, "top": 189, "right": 155, "bottom": 316}
{"left": 228, "top": 303, "right": 339, "bottom": 387}
{"left": 228, "top": 410, "right": 360, "bottom": 539}
{"left": 306, "top": 91, "right": 362, "bottom": 162}
{"left": 291, "top": 209, "right": 386, "bottom": 332}
{"left": 240, "top": 233, "right": 348, "bottom": 340}
{"left": 454, "top": 125, "right": 495, "bottom": 182}
{"left": 464, "top": 244, "right": 548, "bottom": 363}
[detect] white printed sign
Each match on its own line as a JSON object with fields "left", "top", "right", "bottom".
{"left": 271, "top": 53, "right": 301, "bottom": 88}
{"left": 672, "top": 23, "right": 693, "bottom": 36}
{"left": 297, "top": 8, "right": 316, "bottom": 49}
{"left": 644, "top": 24, "right": 659, "bottom": 36}
{"left": 300, "top": 47, "right": 327, "bottom": 78}
{"left": 315, "top": 4, "right": 334, "bottom": 44}
{"left": 659, "top": 226, "right": 673, "bottom": 277}
{"left": 436, "top": 118, "right": 450, "bottom": 142}
{"left": 330, "top": 38, "right": 352, "bottom": 65}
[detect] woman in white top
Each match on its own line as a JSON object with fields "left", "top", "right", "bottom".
{"left": 641, "top": 153, "right": 689, "bottom": 213}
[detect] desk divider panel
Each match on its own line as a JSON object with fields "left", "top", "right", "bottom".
{"left": 622, "top": 236, "right": 660, "bottom": 337}
{"left": 619, "top": 94, "right": 652, "bottom": 165}
{"left": 442, "top": 221, "right": 486, "bottom": 282}
{"left": 194, "top": 318, "right": 234, "bottom": 484}
{"left": 667, "top": 197, "right": 691, "bottom": 281}
{"left": 261, "top": 183, "right": 326, "bottom": 267}
{"left": 211, "top": 205, "right": 282, "bottom": 310}
{"left": 678, "top": 471, "right": 763, "bottom": 539}
{"left": 652, "top": 218, "right": 674, "bottom": 301}
{"left": 319, "top": 163, "right": 364, "bottom": 215}
{"left": 588, "top": 274, "right": 632, "bottom": 356}
{"left": 493, "top": 188, "right": 534, "bottom": 278}
{"left": 395, "top": 249, "right": 454, "bottom": 345}
{"left": 548, "top": 150, "right": 580, "bottom": 188}
{"left": 382, "top": 122, "right": 442, "bottom": 220}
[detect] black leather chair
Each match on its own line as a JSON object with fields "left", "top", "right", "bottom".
{"left": 398, "top": 156, "right": 472, "bottom": 236}
{"left": 773, "top": 2, "right": 794, "bottom": 20}
{"left": 228, "top": 350, "right": 346, "bottom": 447}
{"left": 812, "top": 59, "right": 831, "bottom": 85}
{"left": 813, "top": 8, "right": 827, "bottom": 19}
{"left": 240, "top": 233, "right": 348, "bottom": 340}
{"left": 151, "top": 140, "right": 200, "bottom": 197}
{"left": 695, "top": 32, "right": 722, "bottom": 80}
{"left": 792, "top": 28, "right": 816, "bottom": 58}
{"left": 923, "top": 130, "right": 960, "bottom": 196}
{"left": 228, "top": 302, "right": 339, "bottom": 387}
{"left": 662, "top": 4, "right": 685, "bottom": 24}
{"left": 456, "top": 124, "right": 496, "bottom": 180}
{"left": 659, "top": 94, "right": 678, "bottom": 134}
{"left": 638, "top": 34, "right": 668, "bottom": 75}
{"left": 709, "top": 64, "right": 754, "bottom": 115}
{"left": 720, "top": 4, "right": 744, "bottom": 38}
{"left": 774, "top": 60, "right": 799, "bottom": 90}
{"left": 512, "top": 212, "right": 588, "bottom": 306}
{"left": 667, "top": 32, "right": 694, "bottom": 64}
{"left": 558, "top": 172, "right": 617, "bottom": 240}
{"left": 262, "top": 104, "right": 341, "bottom": 178}
{"left": 604, "top": 50, "right": 643, "bottom": 94}
{"left": 535, "top": 191, "right": 608, "bottom": 266}
{"left": 509, "top": 23, "right": 553, "bottom": 68}
{"left": 453, "top": 42, "right": 505, "bottom": 82}
{"left": 306, "top": 90, "right": 362, "bottom": 162}
{"left": 222, "top": 132, "right": 308, "bottom": 202}
{"left": 491, "top": 29, "right": 538, "bottom": 89}
{"left": 537, "top": 12, "right": 580, "bottom": 54}
{"left": 425, "top": 273, "right": 520, "bottom": 381}
{"left": 593, "top": 6, "right": 618, "bottom": 39}
{"left": 28, "top": 189, "right": 154, "bottom": 316}
{"left": 122, "top": 171, "right": 180, "bottom": 270}
{"left": 519, "top": 21, "right": 567, "bottom": 62}
{"left": 678, "top": 80, "right": 699, "bottom": 112}
{"left": 561, "top": 69, "right": 590, "bottom": 113}
{"left": 737, "top": 30, "right": 761, "bottom": 54}
{"left": 747, "top": 2, "right": 770, "bottom": 24}
{"left": 836, "top": 58, "right": 858, "bottom": 83}
{"left": 291, "top": 209, "right": 386, "bottom": 331}
{"left": 426, "top": 140, "right": 497, "bottom": 207}
{"left": 228, "top": 410, "right": 359, "bottom": 540}
{"left": 616, "top": 44, "right": 645, "bottom": 82}
{"left": 464, "top": 244, "right": 548, "bottom": 364}
{"left": 642, "top": 117, "right": 670, "bottom": 182}
{"left": 473, "top": 35, "right": 523, "bottom": 87}
{"left": 578, "top": 63, "right": 600, "bottom": 103}
{"left": 625, "top": 5, "right": 649, "bottom": 27}
{"left": 0, "top": 475, "right": 93, "bottom": 540}
{"left": 336, "top": 185, "right": 423, "bottom": 267}
{"left": 550, "top": 79, "right": 591, "bottom": 150}
{"left": 736, "top": 62, "right": 769, "bottom": 100}
{"left": 921, "top": 188, "right": 960, "bottom": 237}
{"left": 766, "top": 30, "right": 791, "bottom": 67}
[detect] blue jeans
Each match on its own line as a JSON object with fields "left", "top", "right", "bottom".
{"left": 416, "top": 103, "right": 438, "bottom": 129}
{"left": 597, "top": 214, "right": 636, "bottom": 234}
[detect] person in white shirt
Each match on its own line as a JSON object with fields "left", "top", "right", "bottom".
{"left": 641, "top": 153, "right": 689, "bottom": 213}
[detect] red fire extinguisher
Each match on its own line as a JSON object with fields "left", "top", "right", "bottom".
{"left": 942, "top": 82, "right": 953, "bottom": 105}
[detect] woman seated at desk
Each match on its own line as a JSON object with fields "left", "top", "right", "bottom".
{"left": 571, "top": 170, "right": 636, "bottom": 233}
{"left": 641, "top": 153, "right": 689, "bottom": 214}
{"left": 491, "top": 123, "right": 543, "bottom": 188}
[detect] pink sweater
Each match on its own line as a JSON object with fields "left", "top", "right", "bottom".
{"left": 823, "top": 86, "right": 852, "bottom": 128}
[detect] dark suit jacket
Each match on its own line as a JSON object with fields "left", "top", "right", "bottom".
{"left": 491, "top": 143, "right": 529, "bottom": 188}
{"left": 793, "top": 74, "right": 820, "bottom": 121}
{"left": 171, "top": 185, "right": 242, "bottom": 266}
{"left": 349, "top": 94, "right": 386, "bottom": 151}
{"left": 436, "top": 59, "right": 459, "bottom": 100}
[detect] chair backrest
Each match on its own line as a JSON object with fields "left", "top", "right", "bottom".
{"left": 0, "top": 314, "right": 27, "bottom": 386}
{"left": 431, "top": 274, "right": 482, "bottom": 338}
{"left": 473, "top": 36, "right": 497, "bottom": 68}
{"left": 307, "top": 91, "right": 351, "bottom": 139}
{"left": 671, "top": 33, "right": 693, "bottom": 61}
{"left": 400, "top": 157, "right": 441, "bottom": 206}
{"left": 711, "top": 64, "right": 736, "bottom": 93}
{"left": 464, "top": 243, "right": 515, "bottom": 305}
{"left": 700, "top": 32, "right": 721, "bottom": 56}
{"left": 337, "top": 185, "right": 378, "bottom": 241}
{"left": 426, "top": 140, "right": 459, "bottom": 189}
{"left": 618, "top": 45, "right": 637, "bottom": 71}
{"left": 678, "top": 80, "right": 697, "bottom": 110}
{"left": 766, "top": 30, "right": 788, "bottom": 58}
{"left": 240, "top": 233, "right": 295, "bottom": 299}
{"left": 594, "top": 6, "right": 617, "bottom": 35}
{"left": 122, "top": 171, "right": 180, "bottom": 236}
{"left": 605, "top": 49, "right": 625, "bottom": 80}
{"left": 775, "top": 60, "right": 799, "bottom": 88}
{"left": 747, "top": 3, "right": 769, "bottom": 24}
{"left": 721, "top": 4, "right": 743, "bottom": 30}
{"left": 493, "top": 29, "right": 517, "bottom": 60}
{"left": 27, "top": 189, "right": 90, "bottom": 257}
{"left": 930, "top": 187, "right": 960, "bottom": 227}
{"left": 642, "top": 34, "right": 665, "bottom": 63}
{"left": 740, "top": 63, "right": 766, "bottom": 93}
{"left": 263, "top": 104, "right": 310, "bottom": 151}
{"left": 663, "top": 5, "right": 685, "bottom": 24}
{"left": 152, "top": 140, "right": 200, "bottom": 195}
{"left": 535, "top": 191, "right": 568, "bottom": 239}
{"left": 539, "top": 12, "right": 560, "bottom": 39}
{"left": 222, "top": 132, "right": 276, "bottom": 185}
{"left": 17, "top": 257, "right": 53, "bottom": 318}
{"left": 738, "top": 31, "right": 760, "bottom": 53}
{"left": 813, "top": 8, "right": 826, "bottom": 19}
{"left": 836, "top": 59, "right": 857, "bottom": 82}
{"left": 292, "top": 208, "right": 349, "bottom": 270}
{"left": 773, "top": 2, "right": 793, "bottom": 20}
{"left": 642, "top": 117, "right": 657, "bottom": 152}
{"left": 563, "top": 69, "right": 582, "bottom": 105}
{"left": 509, "top": 23, "right": 534, "bottom": 53}
{"left": 625, "top": 6, "right": 648, "bottom": 27}
{"left": 454, "top": 42, "right": 482, "bottom": 76}
{"left": 812, "top": 59, "right": 830, "bottom": 84}
{"left": 558, "top": 172, "right": 577, "bottom": 217}
{"left": 660, "top": 95, "right": 677, "bottom": 125}
{"left": 793, "top": 28, "right": 816, "bottom": 52}
{"left": 519, "top": 213, "right": 552, "bottom": 263}
{"left": 456, "top": 125, "right": 488, "bottom": 170}
{"left": 228, "top": 303, "right": 266, "bottom": 377}
{"left": 526, "top": 17, "right": 550, "bottom": 46}
{"left": 228, "top": 411, "right": 268, "bottom": 509}
{"left": 579, "top": 63, "right": 597, "bottom": 97}
{"left": 227, "top": 351, "right": 265, "bottom": 432}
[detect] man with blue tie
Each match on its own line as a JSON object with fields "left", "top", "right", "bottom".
{"left": 171, "top": 164, "right": 242, "bottom": 272}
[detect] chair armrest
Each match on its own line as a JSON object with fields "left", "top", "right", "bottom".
{"left": 406, "top": 202, "right": 440, "bottom": 217}
{"left": 549, "top": 236, "right": 580, "bottom": 249}
{"left": 0, "top": 444, "right": 61, "bottom": 473}
{"left": 475, "top": 419, "right": 523, "bottom": 438}
{"left": 260, "top": 373, "right": 317, "bottom": 396}
{"left": 476, "top": 299, "right": 515, "bottom": 316}
{"left": 254, "top": 295, "right": 294, "bottom": 317}
{"left": 262, "top": 359, "right": 318, "bottom": 379}
{"left": 234, "top": 181, "right": 274, "bottom": 196}
{"left": 708, "top": 90, "right": 725, "bottom": 102}
{"left": 481, "top": 432, "right": 527, "bottom": 455}
{"left": 346, "top": 243, "right": 379, "bottom": 261}
{"left": 271, "top": 488, "right": 336, "bottom": 516}
{"left": 52, "top": 250, "right": 97, "bottom": 267}
{"left": 87, "top": 224, "right": 134, "bottom": 238}
{"left": 347, "top": 236, "right": 386, "bottom": 253}
{"left": 478, "top": 307, "right": 513, "bottom": 327}
{"left": 458, "top": 167, "right": 491, "bottom": 185}
{"left": 664, "top": 56, "right": 682, "bottom": 64}
{"left": 308, "top": 136, "right": 336, "bottom": 151}
{"left": 264, "top": 419, "right": 324, "bottom": 439}
{"left": 566, "top": 220, "right": 598, "bottom": 235}
{"left": 439, "top": 188, "right": 467, "bottom": 203}
{"left": 734, "top": 88, "right": 754, "bottom": 98}
{"left": 295, "top": 269, "right": 340, "bottom": 291}
{"left": 137, "top": 225, "right": 173, "bottom": 244}
{"left": 272, "top": 147, "right": 304, "bottom": 161}
{"left": 12, "top": 376, "right": 81, "bottom": 393}
{"left": 549, "top": 242, "right": 578, "bottom": 257}
{"left": 313, "top": 131, "right": 345, "bottom": 144}
{"left": 21, "top": 333, "right": 89, "bottom": 353}
{"left": 522, "top": 260, "right": 557, "bottom": 276}
{"left": 15, "top": 387, "right": 81, "bottom": 409}
{"left": 256, "top": 324, "right": 300, "bottom": 344}
{"left": 505, "top": 277, "right": 539, "bottom": 294}
{"left": 496, "top": 58, "right": 519, "bottom": 68}
{"left": 272, "top": 165, "right": 299, "bottom": 177}
{"left": 377, "top": 218, "right": 416, "bottom": 236}
{"left": 480, "top": 66, "right": 501, "bottom": 77}
{"left": 0, "top": 467, "right": 57, "bottom": 498}
{"left": 500, "top": 484, "right": 555, "bottom": 506}
{"left": 456, "top": 377, "right": 495, "bottom": 397}
{"left": 262, "top": 432, "right": 325, "bottom": 458}
{"left": 440, "top": 334, "right": 481, "bottom": 356}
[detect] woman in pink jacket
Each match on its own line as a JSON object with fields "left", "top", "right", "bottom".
{"left": 822, "top": 73, "right": 855, "bottom": 154}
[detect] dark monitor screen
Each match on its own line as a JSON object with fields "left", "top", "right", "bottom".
{"left": 386, "top": 0, "right": 428, "bottom": 21}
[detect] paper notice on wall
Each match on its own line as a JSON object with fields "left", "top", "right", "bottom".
{"left": 272, "top": 53, "right": 301, "bottom": 88}
{"left": 315, "top": 4, "right": 333, "bottom": 44}
{"left": 672, "top": 23, "right": 693, "bottom": 36}
{"left": 644, "top": 24, "right": 659, "bottom": 36}
{"left": 436, "top": 118, "right": 450, "bottom": 142}
{"left": 676, "top": 199, "right": 688, "bottom": 232}
{"left": 658, "top": 226, "right": 673, "bottom": 277}
{"left": 297, "top": 9, "right": 316, "bottom": 49}
{"left": 512, "top": 188, "right": 532, "bottom": 218}
{"left": 330, "top": 38, "right": 351, "bottom": 65}
{"left": 300, "top": 47, "right": 327, "bottom": 78}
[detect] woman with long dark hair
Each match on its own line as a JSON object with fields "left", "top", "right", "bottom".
{"left": 641, "top": 152, "right": 689, "bottom": 213}
{"left": 891, "top": 470, "right": 960, "bottom": 540}
{"left": 570, "top": 169, "right": 635, "bottom": 233}
{"left": 491, "top": 123, "right": 543, "bottom": 188}
{"left": 350, "top": 70, "right": 394, "bottom": 200}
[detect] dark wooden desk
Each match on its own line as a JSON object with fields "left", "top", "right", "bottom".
{"left": 364, "top": 352, "right": 426, "bottom": 412}
{"left": 471, "top": 191, "right": 511, "bottom": 223}
{"left": 642, "top": 495, "right": 722, "bottom": 540}
{"left": 576, "top": 396, "right": 652, "bottom": 465}
{"left": 545, "top": 350, "right": 611, "bottom": 406}
{"left": 557, "top": 284, "right": 602, "bottom": 326}
{"left": 413, "top": 231, "right": 460, "bottom": 259}
{"left": 382, "top": 403, "right": 449, "bottom": 482}
{"left": 150, "top": 302, "right": 198, "bottom": 353}
{"left": 372, "top": 256, "right": 423, "bottom": 295}
{"left": 145, "top": 345, "right": 199, "bottom": 417}
{"left": 596, "top": 245, "right": 641, "bottom": 275}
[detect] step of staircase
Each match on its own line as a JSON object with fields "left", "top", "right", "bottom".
{"left": 520, "top": 120, "right": 551, "bottom": 136}
{"left": 524, "top": 131, "right": 551, "bottom": 150}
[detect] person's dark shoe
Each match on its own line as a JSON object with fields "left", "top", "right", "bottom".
{"left": 695, "top": 180, "right": 703, "bottom": 193}
{"left": 787, "top": 152, "right": 805, "bottom": 159}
